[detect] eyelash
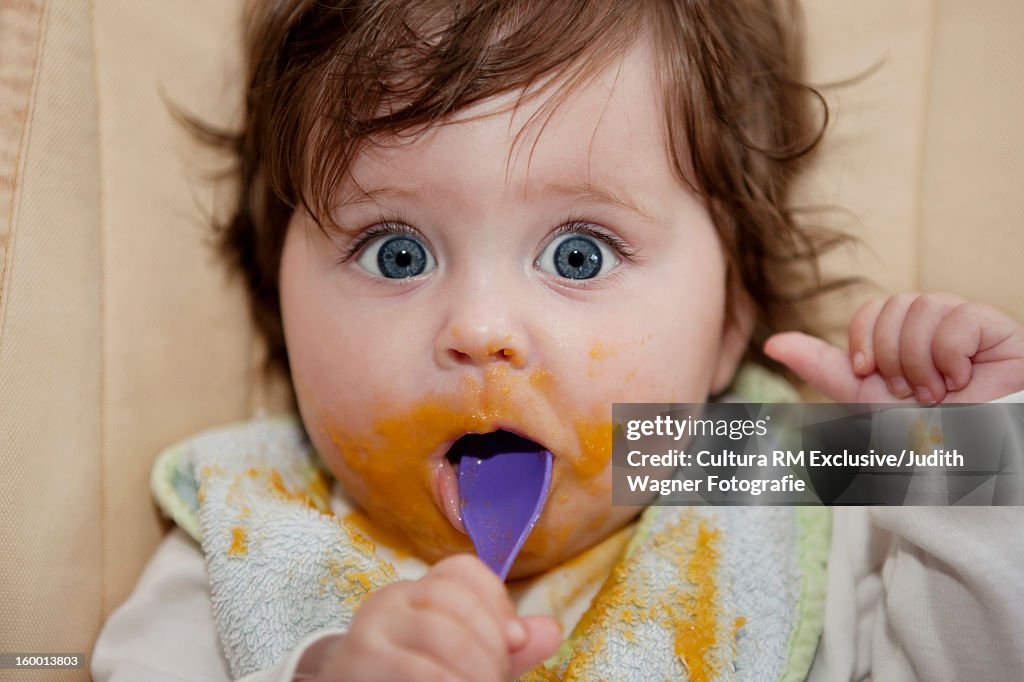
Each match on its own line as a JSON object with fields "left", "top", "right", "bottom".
{"left": 337, "top": 212, "right": 639, "bottom": 267}
{"left": 531, "top": 214, "right": 637, "bottom": 291}
{"left": 337, "top": 212, "right": 422, "bottom": 264}
{"left": 549, "top": 213, "right": 639, "bottom": 263}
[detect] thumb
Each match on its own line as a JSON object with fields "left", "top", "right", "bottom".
{"left": 764, "top": 331, "right": 860, "bottom": 403}
{"left": 507, "top": 615, "right": 562, "bottom": 679}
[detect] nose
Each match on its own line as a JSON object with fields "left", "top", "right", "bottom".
{"left": 435, "top": 289, "right": 531, "bottom": 370}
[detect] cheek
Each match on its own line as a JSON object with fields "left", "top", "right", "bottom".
{"left": 579, "top": 301, "right": 725, "bottom": 403}
{"left": 289, "top": 330, "right": 398, "bottom": 432}
{"left": 280, "top": 229, "right": 413, "bottom": 431}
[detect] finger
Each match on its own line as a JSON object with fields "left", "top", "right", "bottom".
{"left": 372, "top": 648, "right": 461, "bottom": 682}
{"left": 932, "top": 302, "right": 1024, "bottom": 391}
{"left": 898, "top": 293, "right": 965, "bottom": 404}
{"left": 394, "top": 609, "right": 504, "bottom": 682}
{"left": 330, "top": 624, "right": 456, "bottom": 682}
{"left": 393, "top": 652, "right": 464, "bottom": 682}
{"left": 764, "top": 332, "right": 861, "bottom": 403}
{"left": 427, "top": 554, "right": 516, "bottom": 627}
{"left": 409, "top": 575, "right": 507, "bottom": 669}
{"left": 873, "top": 294, "right": 918, "bottom": 398}
{"left": 507, "top": 615, "right": 562, "bottom": 679}
{"left": 848, "top": 298, "right": 885, "bottom": 376}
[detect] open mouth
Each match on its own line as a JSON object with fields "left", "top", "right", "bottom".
{"left": 436, "top": 430, "right": 549, "bottom": 533}
{"left": 446, "top": 430, "right": 548, "bottom": 469}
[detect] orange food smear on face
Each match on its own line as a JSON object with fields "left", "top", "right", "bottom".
{"left": 529, "top": 369, "right": 555, "bottom": 393}
{"left": 587, "top": 342, "right": 613, "bottom": 378}
{"left": 585, "top": 508, "right": 610, "bottom": 531}
{"left": 572, "top": 421, "right": 613, "bottom": 479}
{"left": 320, "top": 364, "right": 613, "bottom": 567}
{"left": 228, "top": 527, "right": 247, "bottom": 557}
{"left": 326, "top": 399, "right": 481, "bottom": 559}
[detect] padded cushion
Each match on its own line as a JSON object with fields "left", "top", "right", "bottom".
{"left": 0, "top": 1, "right": 1022, "bottom": 678}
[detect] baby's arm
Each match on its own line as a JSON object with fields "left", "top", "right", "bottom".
{"left": 93, "top": 528, "right": 253, "bottom": 681}
{"left": 767, "top": 293, "right": 1024, "bottom": 680}
{"left": 93, "top": 528, "right": 348, "bottom": 682}
{"left": 764, "top": 292, "right": 1024, "bottom": 404}
{"left": 301, "top": 554, "right": 560, "bottom": 682}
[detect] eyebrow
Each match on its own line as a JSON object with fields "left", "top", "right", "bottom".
{"left": 327, "top": 185, "right": 418, "bottom": 234}
{"left": 335, "top": 180, "right": 670, "bottom": 228}
{"left": 535, "top": 180, "right": 670, "bottom": 228}
{"left": 336, "top": 184, "right": 415, "bottom": 207}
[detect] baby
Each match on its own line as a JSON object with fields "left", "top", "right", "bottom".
{"left": 93, "top": 1, "right": 1024, "bottom": 680}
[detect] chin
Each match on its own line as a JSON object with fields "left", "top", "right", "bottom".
{"left": 505, "top": 553, "right": 563, "bottom": 580}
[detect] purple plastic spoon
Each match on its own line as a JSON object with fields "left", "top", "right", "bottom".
{"left": 457, "top": 433, "right": 553, "bottom": 580}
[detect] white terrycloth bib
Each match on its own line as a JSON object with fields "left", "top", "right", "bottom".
{"left": 152, "top": 367, "right": 829, "bottom": 680}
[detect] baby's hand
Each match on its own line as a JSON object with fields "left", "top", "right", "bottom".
{"left": 302, "top": 554, "right": 561, "bottom": 682}
{"left": 764, "top": 293, "right": 1024, "bottom": 404}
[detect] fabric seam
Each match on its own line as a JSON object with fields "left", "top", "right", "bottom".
{"left": 86, "top": 0, "right": 111, "bottom": 621}
{"left": 0, "top": 0, "right": 48, "bottom": 351}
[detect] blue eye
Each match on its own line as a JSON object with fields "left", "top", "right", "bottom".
{"left": 537, "top": 233, "right": 619, "bottom": 280}
{"left": 356, "top": 234, "right": 436, "bottom": 279}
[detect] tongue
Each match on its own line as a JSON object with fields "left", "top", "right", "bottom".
{"left": 457, "top": 435, "right": 552, "bottom": 580}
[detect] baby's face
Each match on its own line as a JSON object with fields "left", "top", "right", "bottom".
{"left": 279, "top": 42, "right": 750, "bottom": 577}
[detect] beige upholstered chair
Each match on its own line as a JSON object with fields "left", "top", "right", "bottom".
{"left": 2, "top": 2, "right": 1022, "bottom": 679}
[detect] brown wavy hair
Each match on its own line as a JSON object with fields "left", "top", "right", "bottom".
{"left": 195, "top": 0, "right": 850, "bottom": 382}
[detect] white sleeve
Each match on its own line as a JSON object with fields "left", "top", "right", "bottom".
{"left": 809, "top": 389, "right": 1024, "bottom": 682}
{"left": 91, "top": 527, "right": 345, "bottom": 682}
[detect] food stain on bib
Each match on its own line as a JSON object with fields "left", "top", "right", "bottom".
{"left": 519, "top": 512, "right": 735, "bottom": 681}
